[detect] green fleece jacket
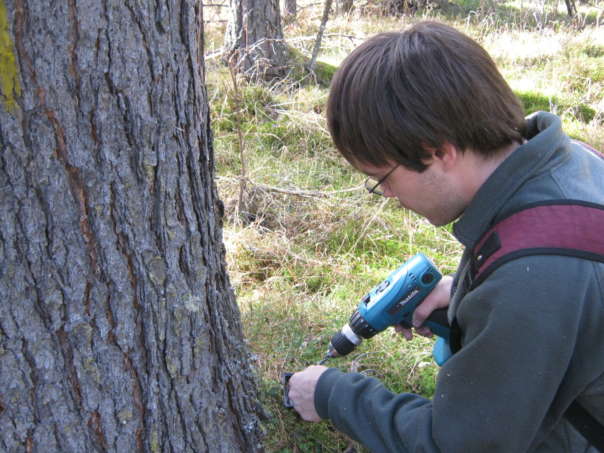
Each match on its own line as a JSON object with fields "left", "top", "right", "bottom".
{"left": 314, "top": 112, "right": 604, "bottom": 452}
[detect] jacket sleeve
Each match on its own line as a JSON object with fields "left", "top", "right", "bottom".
{"left": 314, "top": 256, "right": 601, "bottom": 453}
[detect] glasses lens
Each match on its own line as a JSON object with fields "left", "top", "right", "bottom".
{"left": 364, "top": 178, "right": 384, "bottom": 196}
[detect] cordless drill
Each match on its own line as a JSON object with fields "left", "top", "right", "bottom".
{"left": 324, "top": 253, "right": 451, "bottom": 364}
{"left": 282, "top": 254, "right": 452, "bottom": 408}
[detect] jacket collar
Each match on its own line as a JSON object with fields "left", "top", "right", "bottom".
{"left": 452, "top": 112, "right": 569, "bottom": 248}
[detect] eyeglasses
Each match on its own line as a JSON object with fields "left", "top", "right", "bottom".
{"left": 364, "top": 165, "right": 399, "bottom": 196}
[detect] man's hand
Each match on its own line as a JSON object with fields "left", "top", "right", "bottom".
{"left": 288, "top": 365, "right": 328, "bottom": 422}
{"left": 395, "top": 275, "right": 453, "bottom": 340}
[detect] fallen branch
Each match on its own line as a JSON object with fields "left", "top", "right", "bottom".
{"left": 216, "top": 175, "right": 364, "bottom": 199}
{"left": 204, "top": 33, "right": 364, "bottom": 61}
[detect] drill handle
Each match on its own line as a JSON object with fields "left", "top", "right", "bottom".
{"left": 424, "top": 308, "right": 450, "bottom": 338}
{"left": 398, "top": 307, "right": 450, "bottom": 339}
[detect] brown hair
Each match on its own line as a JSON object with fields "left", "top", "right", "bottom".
{"left": 326, "top": 21, "right": 526, "bottom": 172}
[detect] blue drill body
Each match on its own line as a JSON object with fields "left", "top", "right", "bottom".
{"left": 358, "top": 254, "right": 445, "bottom": 334}
{"left": 327, "top": 253, "right": 451, "bottom": 365}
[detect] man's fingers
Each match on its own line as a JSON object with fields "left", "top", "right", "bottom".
{"left": 412, "top": 275, "right": 453, "bottom": 327}
{"left": 394, "top": 324, "right": 414, "bottom": 340}
{"left": 412, "top": 303, "right": 434, "bottom": 327}
{"left": 415, "top": 326, "right": 433, "bottom": 337}
{"left": 288, "top": 366, "right": 327, "bottom": 422}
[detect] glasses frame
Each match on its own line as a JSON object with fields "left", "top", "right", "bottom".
{"left": 365, "top": 165, "right": 399, "bottom": 196}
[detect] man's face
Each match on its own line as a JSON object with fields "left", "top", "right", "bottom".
{"left": 357, "top": 160, "right": 467, "bottom": 227}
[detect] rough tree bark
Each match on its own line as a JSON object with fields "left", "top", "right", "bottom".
{"left": 0, "top": 1, "right": 264, "bottom": 452}
{"left": 284, "top": 0, "right": 297, "bottom": 22}
{"left": 224, "top": 0, "right": 288, "bottom": 80}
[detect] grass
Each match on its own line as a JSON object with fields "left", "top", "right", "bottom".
{"left": 204, "top": 1, "right": 603, "bottom": 451}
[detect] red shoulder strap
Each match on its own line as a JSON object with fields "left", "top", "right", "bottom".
{"left": 471, "top": 201, "right": 604, "bottom": 288}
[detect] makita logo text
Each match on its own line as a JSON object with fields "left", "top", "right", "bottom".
{"left": 387, "top": 288, "right": 420, "bottom": 316}
{"left": 400, "top": 288, "right": 419, "bottom": 305}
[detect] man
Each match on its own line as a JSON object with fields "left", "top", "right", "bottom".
{"left": 287, "top": 21, "right": 604, "bottom": 452}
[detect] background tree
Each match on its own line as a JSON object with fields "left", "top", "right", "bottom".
{"left": 224, "top": 0, "right": 289, "bottom": 80}
{"left": 564, "top": 0, "right": 578, "bottom": 16}
{"left": 284, "top": 0, "right": 297, "bottom": 22}
{"left": 336, "top": 0, "right": 354, "bottom": 15}
{"left": 308, "top": 0, "right": 334, "bottom": 73}
{"left": 0, "top": 1, "right": 264, "bottom": 451}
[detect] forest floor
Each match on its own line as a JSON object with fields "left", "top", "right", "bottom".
{"left": 204, "top": 1, "right": 603, "bottom": 451}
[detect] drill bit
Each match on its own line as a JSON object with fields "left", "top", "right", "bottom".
{"left": 317, "top": 355, "right": 330, "bottom": 365}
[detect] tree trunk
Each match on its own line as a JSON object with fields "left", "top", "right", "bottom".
{"left": 0, "top": 1, "right": 264, "bottom": 452}
{"left": 224, "top": 0, "right": 288, "bottom": 80}
{"left": 308, "top": 0, "right": 333, "bottom": 73}
{"left": 564, "top": 0, "right": 577, "bottom": 16}
{"left": 336, "top": 0, "right": 353, "bottom": 15}
{"left": 284, "top": 0, "right": 297, "bottom": 22}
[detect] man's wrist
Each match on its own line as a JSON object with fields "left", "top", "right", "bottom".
{"left": 314, "top": 368, "right": 344, "bottom": 419}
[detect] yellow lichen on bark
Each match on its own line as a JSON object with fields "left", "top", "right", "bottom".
{"left": 0, "top": 0, "right": 21, "bottom": 113}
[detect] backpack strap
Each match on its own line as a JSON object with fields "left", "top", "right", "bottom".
{"left": 471, "top": 200, "right": 604, "bottom": 289}
{"left": 468, "top": 200, "right": 604, "bottom": 450}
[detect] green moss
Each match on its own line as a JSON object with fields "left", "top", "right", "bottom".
{"left": 574, "top": 104, "right": 596, "bottom": 123}
{"left": 150, "top": 430, "right": 161, "bottom": 453}
{"left": 239, "top": 85, "right": 276, "bottom": 117}
{"left": 0, "top": 0, "right": 21, "bottom": 113}
{"left": 516, "top": 91, "right": 596, "bottom": 123}
{"left": 312, "top": 60, "right": 338, "bottom": 86}
{"left": 209, "top": 78, "right": 277, "bottom": 135}
{"left": 417, "top": 363, "right": 438, "bottom": 396}
{"left": 576, "top": 60, "right": 604, "bottom": 83}
{"left": 516, "top": 90, "right": 555, "bottom": 115}
{"left": 284, "top": 46, "right": 337, "bottom": 87}
{"left": 255, "top": 116, "right": 332, "bottom": 155}
{"left": 582, "top": 45, "right": 604, "bottom": 58}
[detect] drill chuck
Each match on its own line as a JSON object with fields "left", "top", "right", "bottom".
{"left": 328, "top": 323, "right": 362, "bottom": 357}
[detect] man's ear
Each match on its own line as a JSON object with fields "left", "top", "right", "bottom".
{"left": 423, "top": 142, "right": 459, "bottom": 169}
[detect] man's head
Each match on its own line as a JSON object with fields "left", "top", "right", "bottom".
{"left": 326, "top": 21, "right": 526, "bottom": 172}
